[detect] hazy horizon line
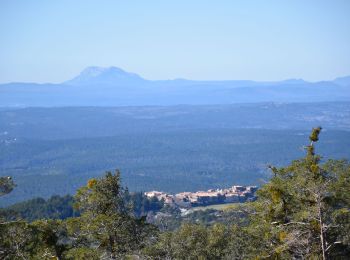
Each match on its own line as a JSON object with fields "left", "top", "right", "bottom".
{"left": 1, "top": 65, "right": 349, "bottom": 85}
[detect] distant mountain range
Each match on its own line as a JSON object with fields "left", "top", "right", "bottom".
{"left": 1, "top": 66, "right": 350, "bottom": 107}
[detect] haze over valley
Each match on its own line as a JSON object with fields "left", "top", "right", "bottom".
{"left": 2, "top": 1, "right": 350, "bottom": 258}
{"left": 0, "top": 70, "right": 349, "bottom": 206}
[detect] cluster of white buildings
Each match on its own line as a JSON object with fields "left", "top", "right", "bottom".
{"left": 145, "top": 185, "right": 258, "bottom": 208}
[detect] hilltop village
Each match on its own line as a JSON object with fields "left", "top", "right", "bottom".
{"left": 145, "top": 185, "right": 258, "bottom": 208}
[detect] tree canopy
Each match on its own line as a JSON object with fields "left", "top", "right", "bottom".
{"left": 0, "top": 176, "right": 15, "bottom": 197}
{"left": 0, "top": 128, "right": 349, "bottom": 259}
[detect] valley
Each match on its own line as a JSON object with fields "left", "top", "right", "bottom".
{"left": 1, "top": 102, "right": 349, "bottom": 206}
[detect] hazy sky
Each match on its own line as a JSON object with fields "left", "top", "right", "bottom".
{"left": 1, "top": 0, "right": 349, "bottom": 83}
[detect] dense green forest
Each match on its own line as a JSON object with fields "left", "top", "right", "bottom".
{"left": 1, "top": 103, "right": 349, "bottom": 140}
{"left": 1, "top": 128, "right": 349, "bottom": 259}
{"left": 1, "top": 129, "right": 350, "bottom": 206}
{"left": 0, "top": 191, "right": 163, "bottom": 223}
{"left": 1, "top": 103, "right": 350, "bottom": 206}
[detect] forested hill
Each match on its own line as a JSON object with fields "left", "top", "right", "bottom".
{"left": 1, "top": 129, "right": 350, "bottom": 207}
{"left": 1, "top": 130, "right": 350, "bottom": 259}
{"left": 0, "top": 102, "right": 349, "bottom": 140}
{"left": 0, "top": 102, "right": 350, "bottom": 206}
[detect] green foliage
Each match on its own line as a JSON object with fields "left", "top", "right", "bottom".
{"left": 2, "top": 128, "right": 350, "bottom": 207}
{"left": 0, "top": 221, "right": 56, "bottom": 259}
{"left": 144, "top": 223, "right": 258, "bottom": 259}
{"left": 252, "top": 128, "right": 350, "bottom": 259}
{"left": 148, "top": 204, "right": 251, "bottom": 232}
{"left": 1, "top": 170, "right": 159, "bottom": 259}
{"left": 63, "top": 247, "right": 100, "bottom": 260}
{"left": 74, "top": 170, "right": 126, "bottom": 216}
{"left": 65, "top": 212, "right": 157, "bottom": 258}
{"left": 0, "top": 195, "right": 77, "bottom": 222}
{"left": 0, "top": 176, "right": 15, "bottom": 197}
{"left": 31, "top": 219, "right": 68, "bottom": 259}
{"left": 71, "top": 170, "right": 158, "bottom": 258}
{"left": 309, "top": 126, "right": 322, "bottom": 143}
{"left": 0, "top": 191, "right": 164, "bottom": 223}
{"left": 1, "top": 127, "right": 349, "bottom": 259}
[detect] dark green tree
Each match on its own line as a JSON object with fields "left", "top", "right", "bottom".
{"left": 0, "top": 176, "right": 15, "bottom": 197}
{"left": 69, "top": 170, "right": 158, "bottom": 259}
{"left": 252, "top": 127, "right": 350, "bottom": 259}
{"left": 74, "top": 170, "right": 127, "bottom": 216}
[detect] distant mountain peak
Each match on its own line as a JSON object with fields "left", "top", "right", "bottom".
{"left": 64, "top": 66, "right": 145, "bottom": 86}
{"left": 80, "top": 66, "right": 112, "bottom": 77}
{"left": 80, "top": 66, "right": 130, "bottom": 76}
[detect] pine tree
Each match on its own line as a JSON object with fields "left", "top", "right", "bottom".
{"left": 68, "top": 170, "right": 157, "bottom": 258}
{"left": 0, "top": 176, "right": 15, "bottom": 197}
{"left": 252, "top": 127, "right": 350, "bottom": 259}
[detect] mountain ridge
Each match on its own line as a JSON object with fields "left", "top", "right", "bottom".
{"left": 1, "top": 66, "right": 349, "bottom": 86}
{"left": 64, "top": 66, "right": 146, "bottom": 86}
{"left": 0, "top": 66, "right": 349, "bottom": 107}
{"left": 62, "top": 66, "right": 349, "bottom": 86}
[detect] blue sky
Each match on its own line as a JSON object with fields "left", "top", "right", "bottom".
{"left": 0, "top": 0, "right": 349, "bottom": 83}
